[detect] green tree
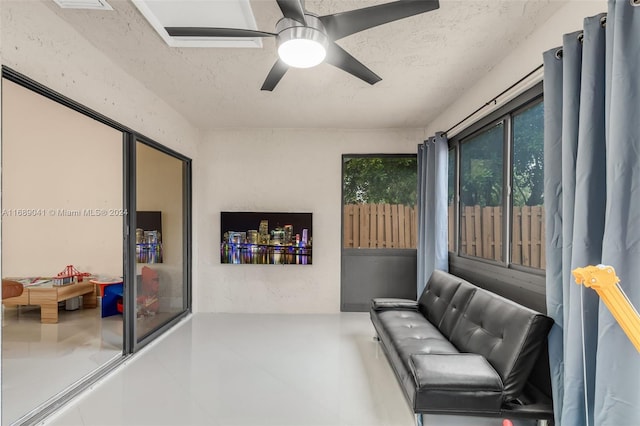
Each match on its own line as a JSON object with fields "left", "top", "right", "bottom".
{"left": 460, "top": 123, "right": 503, "bottom": 207}
{"left": 512, "top": 101, "right": 544, "bottom": 206}
{"left": 343, "top": 156, "right": 417, "bottom": 205}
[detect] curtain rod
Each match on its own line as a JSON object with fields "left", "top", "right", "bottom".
{"left": 444, "top": 64, "right": 544, "bottom": 136}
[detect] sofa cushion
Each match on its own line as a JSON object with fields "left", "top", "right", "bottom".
{"left": 376, "top": 310, "right": 459, "bottom": 370}
{"left": 409, "top": 353, "right": 504, "bottom": 413}
{"left": 371, "top": 298, "right": 418, "bottom": 311}
{"left": 418, "top": 270, "right": 476, "bottom": 338}
{"left": 449, "top": 288, "right": 554, "bottom": 400}
{"left": 377, "top": 311, "right": 454, "bottom": 346}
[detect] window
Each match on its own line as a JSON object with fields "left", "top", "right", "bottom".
{"left": 511, "top": 101, "right": 544, "bottom": 268}
{"left": 449, "top": 85, "right": 544, "bottom": 271}
{"left": 342, "top": 155, "right": 417, "bottom": 249}
{"left": 460, "top": 122, "right": 504, "bottom": 262}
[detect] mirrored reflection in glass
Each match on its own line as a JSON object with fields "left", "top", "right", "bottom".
{"left": 135, "top": 142, "right": 185, "bottom": 342}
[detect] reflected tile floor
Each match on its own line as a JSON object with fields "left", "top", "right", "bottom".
{"left": 44, "top": 313, "right": 535, "bottom": 426}
{"left": 2, "top": 305, "right": 122, "bottom": 425}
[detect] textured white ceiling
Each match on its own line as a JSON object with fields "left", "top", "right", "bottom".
{"left": 46, "top": 0, "right": 565, "bottom": 130}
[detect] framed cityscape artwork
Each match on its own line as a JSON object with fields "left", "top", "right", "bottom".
{"left": 220, "top": 212, "right": 312, "bottom": 265}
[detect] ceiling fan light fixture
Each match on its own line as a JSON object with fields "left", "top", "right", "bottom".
{"left": 276, "top": 15, "right": 328, "bottom": 69}
{"left": 165, "top": 0, "right": 442, "bottom": 91}
{"left": 278, "top": 38, "right": 326, "bottom": 68}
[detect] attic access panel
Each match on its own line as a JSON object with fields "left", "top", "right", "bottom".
{"left": 52, "top": 0, "right": 113, "bottom": 10}
{"left": 132, "top": 0, "right": 263, "bottom": 48}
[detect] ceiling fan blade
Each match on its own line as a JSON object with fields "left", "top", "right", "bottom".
{"left": 276, "top": 0, "right": 307, "bottom": 25}
{"left": 325, "top": 42, "right": 382, "bottom": 86}
{"left": 320, "top": 0, "right": 440, "bottom": 41}
{"left": 261, "top": 59, "right": 289, "bottom": 91}
{"left": 165, "top": 27, "right": 276, "bottom": 38}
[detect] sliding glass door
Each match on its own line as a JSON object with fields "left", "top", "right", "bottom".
{"left": 1, "top": 68, "right": 192, "bottom": 424}
{"left": 133, "top": 140, "right": 190, "bottom": 345}
{"left": 1, "top": 77, "right": 124, "bottom": 425}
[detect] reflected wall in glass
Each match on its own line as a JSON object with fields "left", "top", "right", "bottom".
{"left": 135, "top": 142, "right": 186, "bottom": 341}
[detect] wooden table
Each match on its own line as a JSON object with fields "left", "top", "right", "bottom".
{"left": 2, "top": 280, "right": 97, "bottom": 324}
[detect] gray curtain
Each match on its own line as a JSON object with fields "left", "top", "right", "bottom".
{"left": 417, "top": 132, "right": 448, "bottom": 295}
{"left": 544, "top": 2, "right": 640, "bottom": 425}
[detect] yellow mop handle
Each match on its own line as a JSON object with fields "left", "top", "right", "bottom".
{"left": 573, "top": 265, "right": 640, "bottom": 353}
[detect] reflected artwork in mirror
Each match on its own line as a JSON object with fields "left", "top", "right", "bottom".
{"left": 221, "top": 212, "right": 312, "bottom": 265}
{"left": 136, "top": 211, "right": 163, "bottom": 263}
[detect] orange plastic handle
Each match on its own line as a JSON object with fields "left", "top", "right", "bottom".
{"left": 573, "top": 265, "right": 640, "bottom": 353}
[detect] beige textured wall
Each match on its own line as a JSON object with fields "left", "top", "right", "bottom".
{"left": 196, "top": 128, "right": 424, "bottom": 313}
{"left": 136, "top": 143, "right": 183, "bottom": 267}
{"left": 1, "top": 79, "right": 123, "bottom": 277}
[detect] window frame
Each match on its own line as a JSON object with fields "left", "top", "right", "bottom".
{"left": 456, "top": 116, "right": 509, "bottom": 265}
{"left": 341, "top": 153, "right": 418, "bottom": 251}
{"left": 448, "top": 83, "right": 544, "bottom": 278}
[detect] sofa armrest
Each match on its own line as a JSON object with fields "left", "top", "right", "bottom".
{"left": 371, "top": 298, "right": 418, "bottom": 311}
{"left": 409, "top": 353, "right": 504, "bottom": 413}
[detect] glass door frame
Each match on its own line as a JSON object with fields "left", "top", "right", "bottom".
{"left": 125, "top": 135, "right": 192, "bottom": 352}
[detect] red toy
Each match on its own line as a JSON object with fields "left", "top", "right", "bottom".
{"left": 53, "top": 265, "right": 91, "bottom": 286}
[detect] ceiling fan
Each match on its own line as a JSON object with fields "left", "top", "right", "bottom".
{"left": 165, "top": 0, "right": 440, "bottom": 91}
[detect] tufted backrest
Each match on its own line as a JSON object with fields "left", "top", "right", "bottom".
{"left": 449, "top": 288, "right": 553, "bottom": 400}
{"left": 418, "top": 270, "right": 476, "bottom": 339}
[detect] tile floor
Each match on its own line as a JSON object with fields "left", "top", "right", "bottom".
{"left": 41, "top": 313, "right": 537, "bottom": 426}
{"left": 2, "top": 305, "right": 123, "bottom": 425}
{"left": 2, "top": 301, "right": 183, "bottom": 425}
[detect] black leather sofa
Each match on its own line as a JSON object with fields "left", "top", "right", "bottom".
{"left": 370, "top": 270, "right": 554, "bottom": 425}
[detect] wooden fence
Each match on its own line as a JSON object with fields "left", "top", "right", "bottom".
{"left": 449, "top": 205, "right": 545, "bottom": 269}
{"left": 344, "top": 203, "right": 544, "bottom": 268}
{"left": 344, "top": 204, "right": 417, "bottom": 248}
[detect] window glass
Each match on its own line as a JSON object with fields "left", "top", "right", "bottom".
{"left": 343, "top": 156, "right": 417, "bottom": 249}
{"left": 459, "top": 123, "right": 504, "bottom": 261}
{"left": 135, "top": 141, "right": 187, "bottom": 342}
{"left": 448, "top": 148, "right": 455, "bottom": 252}
{"left": 1, "top": 77, "right": 124, "bottom": 425}
{"left": 511, "top": 101, "right": 545, "bottom": 269}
